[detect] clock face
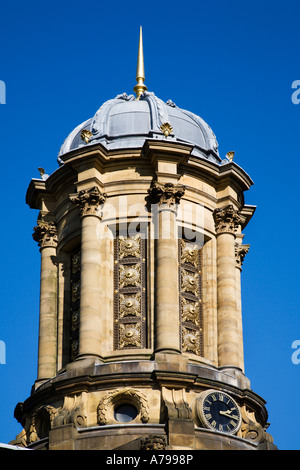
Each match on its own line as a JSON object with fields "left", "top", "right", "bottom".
{"left": 197, "top": 390, "right": 242, "bottom": 435}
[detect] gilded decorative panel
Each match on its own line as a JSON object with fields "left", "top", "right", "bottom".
{"left": 179, "top": 240, "right": 203, "bottom": 356}
{"left": 114, "top": 235, "right": 147, "bottom": 350}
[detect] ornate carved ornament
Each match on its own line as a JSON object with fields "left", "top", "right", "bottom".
{"left": 80, "top": 128, "right": 92, "bottom": 143}
{"left": 119, "top": 234, "right": 141, "bottom": 259}
{"left": 119, "top": 264, "right": 141, "bottom": 289}
{"left": 70, "top": 186, "right": 107, "bottom": 218}
{"left": 119, "top": 292, "right": 141, "bottom": 318}
{"left": 213, "top": 205, "right": 246, "bottom": 235}
{"left": 32, "top": 220, "right": 58, "bottom": 249}
{"left": 160, "top": 122, "right": 173, "bottom": 137}
{"left": 97, "top": 388, "right": 149, "bottom": 425}
{"left": 235, "top": 242, "right": 250, "bottom": 269}
{"left": 239, "top": 405, "right": 274, "bottom": 445}
{"left": 181, "top": 242, "right": 200, "bottom": 267}
{"left": 181, "top": 297, "right": 200, "bottom": 327}
{"left": 148, "top": 181, "right": 185, "bottom": 207}
{"left": 53, "top": 393, "right": 88, "bottom": 429}
{"left": 181, "top": 269, "right": 199, "bottom": 297}
{"left": 28, "top": 405, "right": 57, "bottom": 444}
{"left": 119, "top": 322, "right": 141, "bottom": 349}
{"left": 182, "top": 327, "right": 201, "bottom": 356}
{"left": 140, "top": 435, "right": 167, "bottom": 450}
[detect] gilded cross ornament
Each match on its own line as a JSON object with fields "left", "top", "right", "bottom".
{"left": 213, "top": 205, "right": 245, "bottom": 234}
{"left": 32, "top": 220, "right": 58, "bottom": 249}
{"left": 70, "top": 186, "right": 107, "bottom": 218}
{"left": 148, "top": 181, "right": 185, "bottom": 207}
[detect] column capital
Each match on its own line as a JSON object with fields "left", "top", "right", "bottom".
{"left": 148, "top": 181, "right": 185, "bottom": 207}
{"left": 70, "top": 186, "right": 107, "bottom": 218}
{"left": 33, "top": 220, "right": 58, "bottom": 249}
{"left": 213, "top": 205, "right": 245, "bottom": 235}
{"left": 235, "top": 242, "right": 250, "bottom": 270}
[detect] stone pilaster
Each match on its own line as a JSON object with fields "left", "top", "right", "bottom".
{"left": 32, "top": 220, "right": 58, "bottom": 383}
{"left": 235, "top": 242, "right": 250, "bottom": 371}
{"left": 149, "top": 181, "right": 185, "bottom": 355}
{"left": 70, "top": 186, "right": 107, "bottom": 359}
{"left": 213, "top": 205, "right": 245, "bottom": 369}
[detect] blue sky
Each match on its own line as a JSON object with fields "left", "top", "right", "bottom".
{"left": 0, "top": 0, "right": 300, "bottom": 450}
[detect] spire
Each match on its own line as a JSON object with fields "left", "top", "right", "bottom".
{"left": 133, "top": 26, "right": 147, "bottom": 99}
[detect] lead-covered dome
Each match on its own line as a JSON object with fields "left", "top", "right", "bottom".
{"left": 58, "top": 91, "right": 221, "bottom": 164}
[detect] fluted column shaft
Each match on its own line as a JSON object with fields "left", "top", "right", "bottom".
{"left": 213, "top": 206, "right": 245, "bottom": 369}
{"left": 149, "top": 182, "right": 185, "bottom": 354}
{"left": 33, "top": 221, "right": 58, "bottom": 382}
{"left": 70, "top": 187, "right": 107, "bottom": 359}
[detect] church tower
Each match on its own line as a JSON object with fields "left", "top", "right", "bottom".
{"left": 11, "top": 29, "right": 276, "bottom": 450}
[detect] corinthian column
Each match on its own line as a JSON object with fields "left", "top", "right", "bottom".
{"left": 149, "top": 181, "right": 185, "bottom": 355}
{"left": 70, "top": 186, "right": 107, "bottom": 359}
{"left": 33, "top": 220, "right": 58, "bottom": 383}
{"left": 213, "top": 205, "right": 245, "bottom": 369}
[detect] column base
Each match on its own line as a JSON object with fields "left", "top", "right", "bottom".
{"left": 66, "top": 355, "right": 104, "bottom": 371}
{"left": 218, "top": 365, "right": 251, "bottom": 389}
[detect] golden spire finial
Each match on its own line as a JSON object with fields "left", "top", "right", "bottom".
{"left": 133, "top": 26, "right": 147, "bottom": 99}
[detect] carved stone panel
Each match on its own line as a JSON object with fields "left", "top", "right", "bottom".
{"left": 179, "top": 240, "right": 203, "bottom": 356}
{"left": 114, "top": 235, "right": 147, "bottom": 350}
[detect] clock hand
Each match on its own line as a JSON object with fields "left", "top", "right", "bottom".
{"left": 219, "top": 410, "right": 239, "bottom": 420}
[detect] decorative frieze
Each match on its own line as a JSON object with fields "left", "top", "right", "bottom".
{"left": 213, "top": 205, "right": 245, "bottom": 235}
{"left": 179, "top": 240, "right": 203, "bottom": 356}
{"left": 114, "top": 235, "right": 147, "bottom": 350}
{"left": 148, "top": 181, "right": 185, "bottom": 207}
{"left": 69, "top": 186, "right": 107, "bottom": 218}
{"left": 32, "top": 220, "right": 58, "bottom": 249}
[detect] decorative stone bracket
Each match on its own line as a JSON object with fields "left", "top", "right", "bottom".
{"left": 161, "top": 387, "right": 193, "bottom": 420}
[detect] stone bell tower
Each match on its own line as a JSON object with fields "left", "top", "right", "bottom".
{"left": 11, "top": 28, "right": 276, "bottom": 450}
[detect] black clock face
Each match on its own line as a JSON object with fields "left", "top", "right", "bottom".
{"left": 198, "top": 390, "right": 241, "bottom": 434}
